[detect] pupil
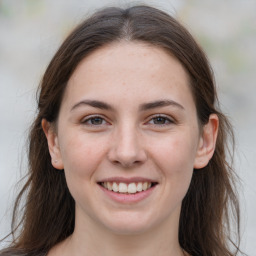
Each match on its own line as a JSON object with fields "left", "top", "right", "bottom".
{"left": 154, "top": 117, "right": 165, "bottom": 124}
{"left": 91, "top": 117, "right": 102, "bottom": 125}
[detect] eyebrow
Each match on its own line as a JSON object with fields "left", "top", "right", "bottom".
{"left": 71, "top": 100, "right": 113, "bottom": 111}
{"left": 70, "top": 99, "right": 184, "bottom": 112}
{"left": 139, "top": 100, "right": 185, "bottom": 111}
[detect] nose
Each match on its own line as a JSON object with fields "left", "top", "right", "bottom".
{"left": 108, "top": 125, "right": 147, "bottom": 168}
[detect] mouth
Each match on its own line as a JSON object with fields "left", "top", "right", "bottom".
{"left": 98, "top": 181, "right": 158, "bottom": 194}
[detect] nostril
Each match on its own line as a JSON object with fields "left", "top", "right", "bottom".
{"left": 113, "top": 160, "right": 142, "bottom": 168}
{"left": 112, "top": 160, "right": 121, "bottom": 166}
{"left": 107, "top": 142, "right": 147, "bottom": 167}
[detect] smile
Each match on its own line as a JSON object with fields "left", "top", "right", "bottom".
{"left": 99, "top": 181, "right": 156, "bottom": 194}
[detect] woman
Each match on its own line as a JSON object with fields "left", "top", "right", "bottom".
{"left": 0, "top": 5, "right": 242, "bottom": 256}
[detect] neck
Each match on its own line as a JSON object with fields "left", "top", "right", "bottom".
{"left": 50, "top": 206, "right": 185, "bottom": 256}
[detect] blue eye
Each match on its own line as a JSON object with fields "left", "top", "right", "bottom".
{"left": 82, "top": 116, "right": 106, "bottom": 125}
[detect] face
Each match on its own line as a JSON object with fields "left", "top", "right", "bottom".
{"left": 44, "top": 42, "right": 217, "bottom": 235}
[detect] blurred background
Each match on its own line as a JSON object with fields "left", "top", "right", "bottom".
{"left": 0, "top": 0, "right": 255, "bottom": 254}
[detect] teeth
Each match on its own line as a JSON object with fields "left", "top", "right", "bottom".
{"left": 119, "top": 183, "right": 128, "bottom": 193}
{"left": 137, "top": 182, "right": 143, "bottom": 192}
{"left": 102, "top": 181, "right": 154, "bottom": 194}
{"left": 127, "top": 183, "right": 137, "bottom": 193}
{"left": 112, "top": 182, "right": 119, "bottom": 192}
{"left": 142, "top": 182, "right": 148, "bottom": 191}
{"left": 107, "top": 182, "right": 112, "bottom": 191}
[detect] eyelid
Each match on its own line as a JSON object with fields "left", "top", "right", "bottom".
{"left": 145, "top": 114, "right": 175, "bottom": 126}
{"left": 80, "top": 114, "right": 175, "bottom": 127}
{"left": 81, "top": 114, "right": 110, "bottom": 126}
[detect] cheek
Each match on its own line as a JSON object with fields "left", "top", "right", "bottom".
{"left": 149, "top": 131, "right": 198, "bottom": 187}
{"left": 153, "top": 133, "right": 197, "bottom": 166}
{"left": 58, "top": 132, "right": 109, "bottom": 207}
{"left": 58, "top": 131, "right": 107, "bottom": 179}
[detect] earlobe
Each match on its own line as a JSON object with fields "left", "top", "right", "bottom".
{"left": 194, "top": 114, "right": 219, "bottom": 169}
{"left": 42, "top": 119, "right": 64, "bottom": 170}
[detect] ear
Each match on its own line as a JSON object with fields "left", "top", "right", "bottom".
{"left": 42, "top": 119, "right": 64, "bottom": 170}
{"left": 194, "top": 114, "right": 219, "bottom": 169}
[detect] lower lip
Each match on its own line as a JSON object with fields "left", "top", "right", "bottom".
{"left": 98, "top": 184, "right": 157, "bottom": 204}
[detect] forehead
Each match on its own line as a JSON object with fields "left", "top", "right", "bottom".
{"left": 62, "top": 41, "right": 195, "bottom": 111}
{"left": 71, "top": 41, "right": 188, "bottom": 82}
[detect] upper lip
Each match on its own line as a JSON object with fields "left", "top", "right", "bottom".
{"left": 97, "top": 176, "right": 158, "bottom": 183}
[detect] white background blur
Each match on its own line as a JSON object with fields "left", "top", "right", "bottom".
{"left": 0, "top": 0, "right": 255, "bottom": 254}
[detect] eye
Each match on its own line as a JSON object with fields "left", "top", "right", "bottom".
{"left": 147, "top": 115, "right": 174, "bottom": 126}
{"left": 82, "top": 116, "right": 107, "bottom": 126}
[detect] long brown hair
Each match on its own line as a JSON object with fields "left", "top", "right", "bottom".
{"left": 1, "top": 5, "right": 242, "bottom": 256}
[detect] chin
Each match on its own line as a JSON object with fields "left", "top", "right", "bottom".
{"left": 100, "top": 211, "right": 158, "bottom": 235}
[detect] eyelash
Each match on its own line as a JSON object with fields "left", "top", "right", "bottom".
{"left": 81, "top": 115, "right": 108, "bottom": 126}
{"left": 146, "top": 115, "right": 174, "bottom": 126}
{"left": 81, "top": 114, "right": 174, "bottom": 128}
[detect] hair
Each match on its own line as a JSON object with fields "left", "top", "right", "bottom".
{"left": 1, "top": 5, "right": 242, "bottom": 256}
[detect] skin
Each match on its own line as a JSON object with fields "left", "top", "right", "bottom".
{"left": 43, "top": 41, "right": 218, "bottom": 256}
